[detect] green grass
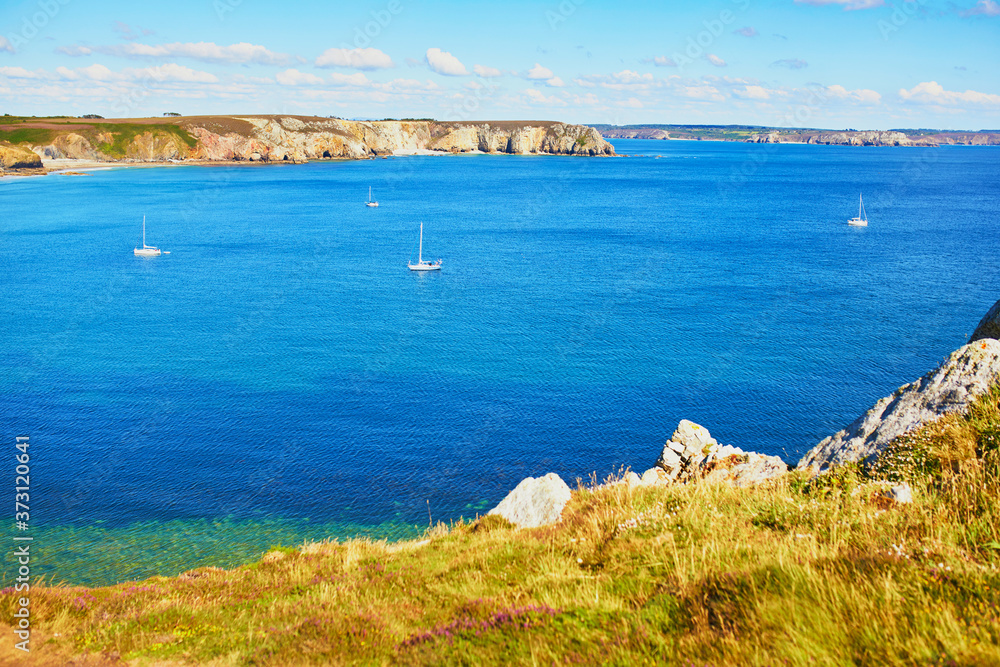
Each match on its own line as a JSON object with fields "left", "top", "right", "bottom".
{"left": 89, "top": 123, "right": 197, "bottom": 158}
{"left": 5, "top": 387, "right": 1000, "bottom": 665}
{"left": 0, "top": 122, "right": 198, "bottom": 158}
{"left": 0, "top": 127, "right": 58, "bottom": 145}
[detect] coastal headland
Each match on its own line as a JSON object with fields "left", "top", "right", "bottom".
{"left": 595, "top": 123, "right": 1000, "bottom": 147}
{"left": 0, "top": 115, "right": 615, "bottom": 177}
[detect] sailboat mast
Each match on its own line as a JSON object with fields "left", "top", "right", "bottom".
{"left": 142, "top": 215, "right": 146, "bottom": 247}
{"left": 418, "top": 223, "right": 423, "bottom": 264}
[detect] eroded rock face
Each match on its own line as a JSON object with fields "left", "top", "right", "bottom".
{"left": 22, "top": 117, "right": 615, "bottom": 165}
{"left": 970, "top": 299, "right": 1000, "bottom": 343}
{"left": 799, "top": 339, "right": 1000, "bottom": 471}
{"left": 0, "top": 142, "right": 44, "bottom": 170}
{"left": 651, "top": 420, "right": 787, "bottom": 487}
{"left": 33, "top": 133, "right": 104, "bottom": 161}
{"left": 488, "top": 473, "right": 572, "bottom": 528}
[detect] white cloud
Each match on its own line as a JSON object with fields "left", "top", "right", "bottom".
{"left": 524, "top": 88, "right": 567, "bottom": 106}
{"left": 0, "top": 66, "right": 42, "bottom": 79}
{"left": 733, "top": 85, "right": 771, "bottom": 100}
{"left": 80, "top": 63, "right": 120, "bottom": 81}
{"left": 328, "top": 72, "right": 371, "bottom": 86}
{"left": 773, "top": 58, "right": 808, "bottom": 69}
{"left": 707, "top": 54, "right": 727, "bottom": 67}
{"left": 899, "top": 80, "right": 1000, "bottom": 106}
{"left": 373, "top": 78, "right": 441, "bottom": 93}
{"left": 526, "top": 63, "right": 554, "bottom": 79}
{"left": 0, "top": 62, "right": 218, "bottom": 84}
{"left": 794, "top": 0, "right": 884, "bottom": 9}
{"left": 652, "top": 56, "right": 677, "bottom": 67}
{"left": 824, "top": 84, "right": 881, "bottom": 104}
{"left": 57, "top": 45, "right": 92, "bottom": 56}
{"left": 473, "top": 64, "right": 502, "bottom": 78}
{"left": 546, "top": 76, "right": 565, "bottom": 87}
{"left": 616, "top": 97, "right": 644, "bottom": 108}
{"left": 276, "top": 69, "right": 324, "bottom": 86}
{"left": 679, "top": 84, "right": 725, "bottom": 101}
{"left": 315, "top": 47, "right": 393, "bottom": 70}
{"left": 425, "top": 48, "right": 468, "bottom": 76}
{"left": 126, "top": 63, "right": 219, "bottom": 83}
{"left": 961, "top": 0, "right": 1000, "bottom": 16}
{"left": 0, "top": 36, "right": 14, "bottom": 53}
{"left": 58, "top": 41, "right": 292, "bottom": 65}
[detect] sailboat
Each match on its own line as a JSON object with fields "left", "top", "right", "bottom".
{"left": 365, "top": 186, "right": 379, "bottom": 208}
{"left": 133, "top": 216, "right": 163, "bottom": 256}
{"left": 848, "top": 193, "right": 868, "bottom": 227}
{"left": 407, "top": 223, "right": 442, "bottom": 271}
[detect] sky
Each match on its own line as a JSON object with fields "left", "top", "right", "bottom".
{"left": 0, "top": 0, "right": 998, "bottom": 130}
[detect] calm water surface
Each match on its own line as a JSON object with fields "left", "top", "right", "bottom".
{"left": 2, "top": 139, "right": 998, "bottom": 584}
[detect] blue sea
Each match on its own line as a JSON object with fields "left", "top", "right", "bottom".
{"left": 2, "top": 139, "right": 999, "bottom": 586}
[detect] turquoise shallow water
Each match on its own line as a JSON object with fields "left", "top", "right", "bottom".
{"left": 2, "top": 140, "right": 999, "bottom": 585}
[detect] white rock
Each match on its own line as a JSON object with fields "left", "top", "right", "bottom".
{"left": 672, "top": 419, "right": 718, "bottom": 451}
{"left": 641, "top": 467, "right": 670, "bottom": 485}
{"left": 799, "top": 340, "right": 1000, "bottom": 470}
{"left": 887, "top": 483, "right": 913, "bottom": 504}
{"left": 657, "top": 447, "right": 682, "bottom": 471}
{"left": 623, "top": 471, "right": 642, "bottom": 488}
{"left": 488, "top": 473, "right": 572, "bottom": 529}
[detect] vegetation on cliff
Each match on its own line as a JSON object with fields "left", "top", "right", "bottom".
{"left": 5, "top": 386, "right": 999, "bottom": 666}
{"left": 0, "top": 115, "right": 614, "bottom": 168}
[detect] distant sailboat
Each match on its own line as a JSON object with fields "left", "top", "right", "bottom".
{"left": 133, "top": 216, "right": 163, "bottom": 256}
{"left": 848, "top": 193, "right": 868, "bottom": 227}
{"left": 407, "top": 223, "right": 441, "bottom": 271}
{"left": 366, "top": 186, "right": 379, "bottom": 208}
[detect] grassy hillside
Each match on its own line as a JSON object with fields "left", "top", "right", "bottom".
{"left": 5, "top": 386, "right": 999, "bottom": 665}
{"left": 0, "top": 118, "right": 198, "bottom": 159}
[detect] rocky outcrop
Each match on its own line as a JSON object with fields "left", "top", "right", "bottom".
{"left": 35, "top": 133, "right": 104, "bottom": 161}
{"left": 970, "top": 299, "right": 1000, "bottom": 343}
{"left": 747, "top": 130, "right": 937, "bottom": 147}
{"left": 598, "top": 128, "right": 671, "bottom": 141}
{"left": 799, "top": 339, "right": 1000, "bottom": 471}
{"left": 648, "top": 420, "right": 787, "bottom": 487}
{"left": 488, "top": 473, "right": 572, "bottom": 528}
{"left": 0, "top": 141, "right": 44, "bottom": 173}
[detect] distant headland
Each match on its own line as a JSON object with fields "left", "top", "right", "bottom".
{"left": 594, "top": 123, "right": 1000, "bottom": 147}
{"left": 0, "top": 115, "right": 615, "bottom": 177}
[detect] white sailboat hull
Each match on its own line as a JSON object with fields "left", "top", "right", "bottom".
{"left": 847, "top": 218, "right": 867, "bottom": 227}
{"left": 366, "top": 202, "right": 379, "bottom": 207}
{"left": 134, "top": 247, "right": 162, "bottom": 256}
{"left": 408, "top": 262, "right": 441, "bottom": 271}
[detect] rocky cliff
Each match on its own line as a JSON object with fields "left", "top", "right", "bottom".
{"left": 6, "top": 116, "right": 614, "bottom": 168}
{"left": 0, "top": 141, "right": 44, "bottom": 174}
{"left": 747, "top": 130, "right": 939, "bottom": 147}
{"left": 799, "top": 336, "right": 1000, "bottom": 471}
